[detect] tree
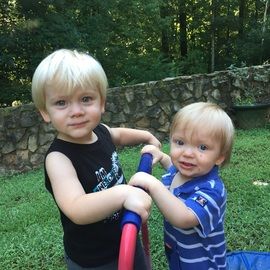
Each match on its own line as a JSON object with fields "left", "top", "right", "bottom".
{"left": 260, "top": 0, "right": 269, "bottom": 63}
{"left": 160, "top": 1, "right": 170, "bottom": 58}
{"left": 178, "top": 0, "right": 188, "bottom": 57}
{"left": 0, "top": 0, "right": 269, "bottom": 107}
{"left": 210, "top": 0, "right": 217, "bottom": 72}
{"left": 238, "top": 0, "right": 246, "bottom": 38}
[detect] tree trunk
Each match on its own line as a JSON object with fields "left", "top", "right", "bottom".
{"left": 238, "top": 0, "right": 245, "bottom": 38}
{"left": 178, "top": 0, "right": 187, "bottom": 57}
{"left": 260, "top": 0, "right": 269, "bottom": 63}
{"left": 210, "top": 0, "right": 216, "bottom": 72}
{"left": 160, "top": 2, "right": 170, "bottom": 58}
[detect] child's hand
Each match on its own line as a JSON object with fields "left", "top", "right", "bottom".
{"left": 141, "top": 144, "right": 172, "bottom": 170}
{"left": 141, "top": 145, "right": 163, "bottom": 165}
{"left": 124, "top": 186, "right": 152, "bottom": 223}
{"left": 129, "top": 172, "right": 157, "bottom": 193}
{"left": 148, "top": 134, "right": 161, "bottom": 148}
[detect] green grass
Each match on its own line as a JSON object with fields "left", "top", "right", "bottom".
{"left": 1, "top": 128, "right": 269, "bottom": 269}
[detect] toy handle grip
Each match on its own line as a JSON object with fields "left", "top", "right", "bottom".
{"left": 120, "top": 153, "right": 153, "bottom": 229}
{"left": 137, "top": 152, "right": 153, "bottom": 174}
{"left": 118, "top": 153, "right": 153, "bottom": 270}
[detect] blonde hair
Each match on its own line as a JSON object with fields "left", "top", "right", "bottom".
{"left": 31, "top": 49, "right": 108, "bottom": 111}
{"left": 170, "top": 102, "right": 234, "bottom": 166}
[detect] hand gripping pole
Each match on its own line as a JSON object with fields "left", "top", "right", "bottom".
{"left": 118, "top": 153, "right": 153, "bottom": 270}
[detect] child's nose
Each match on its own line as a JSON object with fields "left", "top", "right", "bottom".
{"left": 182, "top": 145, "right": 194, "bottom": 156}
{"left": 70, "top": 102, "right": 84, "bottom": 116}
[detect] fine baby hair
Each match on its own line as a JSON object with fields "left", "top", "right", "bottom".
{"left": 32, "top": 49, "right": 107, "bottom": 111}
{"left": 170, "top": 102, "right": 234, "bottom": 166}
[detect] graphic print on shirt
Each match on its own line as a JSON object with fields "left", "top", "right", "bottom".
{"left": 93, "top": 151, "right": 124, "bottom": 192}
{"left": 93, "top": 151, "right": 124, "bottom": 222}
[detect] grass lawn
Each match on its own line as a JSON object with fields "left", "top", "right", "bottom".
{"left": 1, "top": 128, "right": 269, "bottom": 269}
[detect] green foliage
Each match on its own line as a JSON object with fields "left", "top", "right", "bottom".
{"left": 1, "top": 128, "right": 269, "bottom": 269}
{"left": 0, "top": 0, "right": 269, "bottom": 106}
{"left": 234, "top": 95, "right": 256, "bottom": 105}
{"left": 174, "top": 50, "right": 209, "bottom": 76}
{"left": 236, "top": 25, "right": 270, "bottom": 66}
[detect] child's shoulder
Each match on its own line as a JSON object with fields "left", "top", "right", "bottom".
{"left": 95, "top": 123, "right": 110, "bottom": 135}
{"left": 94, "top": 124, "right": 114, "bottom": 144}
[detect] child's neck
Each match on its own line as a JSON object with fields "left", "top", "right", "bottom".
{"left": 170, "top": 172, "right": 190, "bottom": 190}
{"left": 57, "top": 131, "right": 98, "bottom": 144}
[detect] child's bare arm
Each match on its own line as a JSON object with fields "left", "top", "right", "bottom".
{"left": 129, "top": 172, "right": 199, "bottom": 229}
{"left": 105, "top": 125, "right": 161, "bottom": 148}
{"left": 46, "top": 152, "right": 152, "bottom": 225}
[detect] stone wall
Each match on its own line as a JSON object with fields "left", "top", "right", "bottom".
{"left": 1, "top": 64, "right": 269, "bottom": 175}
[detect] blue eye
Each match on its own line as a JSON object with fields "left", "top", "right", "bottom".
{"left": 198, "top": 144, "right": 208, "bottom": 151}
{"left": 55, "top": 100, "right": 66, "bottom": 106}
{"left": 82, "top": 96, "right": 92, "bottom": 103}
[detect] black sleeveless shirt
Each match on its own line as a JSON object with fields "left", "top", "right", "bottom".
{"left": 44, "top": 124, "right": 126, "bottom": 267}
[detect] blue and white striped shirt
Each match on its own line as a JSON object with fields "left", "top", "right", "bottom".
{"left": 162, "top": 165, "right": 227, "bottom": 270}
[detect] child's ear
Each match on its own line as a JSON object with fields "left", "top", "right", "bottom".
{"left": 215, "top": 154, "right": 225, "bottom": 166}
{"left": 39, "top": 110, "right": 51, "bottom": 123}
{"left": 101, "top": 100, "right": 105, "bottom": 114}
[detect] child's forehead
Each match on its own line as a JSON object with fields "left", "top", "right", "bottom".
{"left": 172, "top": 123, "right": 217, "bottom": 140}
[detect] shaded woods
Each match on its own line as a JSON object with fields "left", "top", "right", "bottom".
{"left": 1, "top": 0, "right": 269, "bottom": 106}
